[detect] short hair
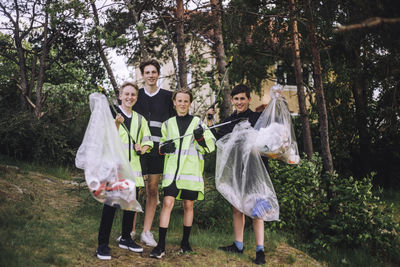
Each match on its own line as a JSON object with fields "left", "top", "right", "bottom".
{"left": 172, "top": 88, "right": 193, "bottom": 102}
{"left": 139, "top": 59, "right": 161, "bottom": 75}
{"left": 118, "top": 81, "right": 139, "bottom": 96}
{"left": 230, "top": 84, "right": 251, "bottom": 98}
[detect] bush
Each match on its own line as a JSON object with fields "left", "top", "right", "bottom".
{"left": 268, "top": 154, "right": 400, "bottom": 264}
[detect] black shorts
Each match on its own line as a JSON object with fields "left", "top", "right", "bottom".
{"left": 140, "top": 153, "right": 164, "bottom": 175}
{"left": 163, "top": 181, "right": 199, "bottom": 200}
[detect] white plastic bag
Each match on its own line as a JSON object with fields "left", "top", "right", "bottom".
{"left": 254, "top": 85, "right": 300, "bottom": 164}
{"left": 215, "top": 121, "right": 279, "bottom": 221}
{"left": 75, "top": 92, "right": 142, "bottom": 212}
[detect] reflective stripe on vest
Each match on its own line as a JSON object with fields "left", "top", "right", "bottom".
{"left": 150, "top": 136, "right": 161, "bottom": 142}
{"left": 163, "top": 173, "right": 204, "bottom": 183}
{"left": 149, "top": 120, "right": 163, "bottom": 128}
{"left": 171, "top": 145, "right": 204, "bottom": 160}
{"left": 132, "top": 171, "right": 142, "bottom": 178}
{"left": 142, "top": 136, "right": 152, "bottom": 142}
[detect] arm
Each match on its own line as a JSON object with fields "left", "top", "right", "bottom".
{"left": 137, "top": 116, "right": 153, "bottom": 154}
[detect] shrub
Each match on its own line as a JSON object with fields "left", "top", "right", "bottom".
{"left": 268, "top": 154, "right": 400, "bottom": 264}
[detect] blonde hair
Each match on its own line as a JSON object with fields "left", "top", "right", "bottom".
{"left": 119, "top": 81, "right": 139, "bottom": 95}
{"left": 172, "top": 87, "right": 193, "bottom": 102}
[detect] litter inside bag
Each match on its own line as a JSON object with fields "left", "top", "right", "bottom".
{"left": 254, "top": 85, "right": 300, "bottom": 164}
{"left": 75, "top": 92, "right": 142, "bottom": 212}
{"left": 216, "top": 121, "right": 279, "bottom": 221}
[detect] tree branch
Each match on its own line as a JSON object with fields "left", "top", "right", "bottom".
{"left": 335, "top": 17, "right": 400, "bottom": 32}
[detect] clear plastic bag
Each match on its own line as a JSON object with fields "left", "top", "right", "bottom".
{"left": 215, "top": 121, "right": 279, "bottom": 221}
{"left": 254, "top": 85, "right": 300, "bottom": 164}
{"left": 75, "top": 93, "right": 142, "bottom": 212}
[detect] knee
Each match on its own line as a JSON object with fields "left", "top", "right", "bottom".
{"left": 146, "top": 183, "right": 159, "bottom": 198}
{"left": 162, "top": 198, "right": 174, "bottom": 210}
{"left": 182, "top": 201, "right": 194, "bottom": 212}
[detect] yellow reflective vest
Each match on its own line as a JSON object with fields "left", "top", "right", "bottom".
{"left": 119, "top": 111, "right": 153, "bottom": 187}
{"left": 160, "top": 116, "right": 216, "bottom": 200}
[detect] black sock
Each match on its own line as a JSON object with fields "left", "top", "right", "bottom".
{"left": 98, "top": 204, "right": 116, "bottom": 246}
{"left": 121, "top": 210, "right": 135, "bottom": 239}
{"left": 158, "top": 227, "right": 168, "bottom": 249}
{"left": 181, "top": 225, "right": 192, "bottom": 247}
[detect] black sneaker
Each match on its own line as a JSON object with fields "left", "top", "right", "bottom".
{"left": 96, "top": 244, "right": 111, "bottom": 260}
{"left": 253, "top": 250, "right": 266, "bottom": 265}
{"left": 119, "top": 237, "right": 143, "bottom": 253}
{"left": 150, "top": 246, "right": 166, "bottom": 259}
{"left": 218, "top": 243, "right": 244, "bottom": 254}
{"left": 180, "top": 244, "right": 193, "bottom": 253}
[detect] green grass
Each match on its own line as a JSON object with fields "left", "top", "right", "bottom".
{"left": 1, "top": 157, "right": 399, "bottom": 266}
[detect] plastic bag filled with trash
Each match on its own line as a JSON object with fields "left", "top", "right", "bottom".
{"left": 75, "top": 92, "right": 142, "bottom": 212}
{"left": 216, "top": 121, "right": 279, "bottom": 221}
{"left": 254, "top": 85, "right": 300, "bottom": 164}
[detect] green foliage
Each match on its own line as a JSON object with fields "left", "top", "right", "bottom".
{"left": 0, "top": 81, "right": 94, "bottom": 164}
{"left": 268, "top": 155, "right": 400, "bottom": 264}
{"left": 268, "top": 154, "right": 328, "bottom": 233}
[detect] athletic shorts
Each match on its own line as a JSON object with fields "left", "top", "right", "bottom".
{"left": 140, "top": 153, "right": 164, "bottom": 175}
{"left": 163, "top": 181, "right": 199, "bottom": 200}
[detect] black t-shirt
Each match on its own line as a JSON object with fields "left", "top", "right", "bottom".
{"left": 133, "top": 88, "right": 176, "bottom": 156}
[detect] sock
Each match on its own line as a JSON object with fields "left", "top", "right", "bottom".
{"left": 256, "top": 245, "right": 264, "bottom": 252}
{"left": 234, "top": 240, "right": 244, "bottom": 250}
{"left": 158, "top": 227, "right": 168, "bottom": 249}
{"left": 121, "top": 210, "right": 135, "bottom": 239}
{"left": 181, "top": 225, "right": 192, "bottom": 247}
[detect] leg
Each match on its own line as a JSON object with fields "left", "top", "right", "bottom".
{"left": 218, "top": 206, "right": 245, "bottom": 253}
{"left": 181, "top": 200, "right": 194, "bottom": 251}
{"left": 132, "top": 187, "right": 142, "bottom": 234}
{"left": 143, "top": 174, "right": 160, "bottom": 232}
{"left": 150, "top": 196, "right": 175, "bottom": 259}
{"left": 98, "top": 204, "right": 116, "bottom": 246}
{"left": 233, "top": 206, "right": 245, "bottom": 243}
{"left": 159, "top": 196, "right": 175, "bottom": 228}
{"left": 132, "top": 212, "right": 138, "bottom": 234}
{"left": 182, "top": 200, "right": 194, "bottom": 227}
{"left": 252, "top": 218, "right": 264, "bottom": 247}
{"left": 252, "top": 218, "right": 266, "bottom": 265}
{"left": 119, "top": 210, "right": 143, "bottom": 253}
{"left": 122, "top": 210, "right": 135, "bottom": 239}
{"left": 141, "top": 174, "right": 160, "bottom": 246}
{"left": 96, "top": 204, "right": 116, "bottom": 260}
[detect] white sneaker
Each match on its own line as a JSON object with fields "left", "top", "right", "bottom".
{"left": 116, "top": 231, "right": 136, "bottom": 242}
{"left": 140, "top": 231, "right": 157, "bottom": 247}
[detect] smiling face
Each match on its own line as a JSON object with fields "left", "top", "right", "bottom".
{"left": 119, "top": 85, "right": 138, "bottom": 111}
{"left": 231, "top": 92, "right": 251, "bottom": 114}
{"left": 173, "top": 92, "right": 191, "bottom": 116}
{"left": 142, "top": 65, "right": 159, "bottom": 87}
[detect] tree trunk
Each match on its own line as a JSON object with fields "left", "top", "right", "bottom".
{"left": 176, "top": 0, "right": 188, "bottom": 88}
{"left": 305, "top": 0, "right": 334, "bottom": 173}
{"left": 289, "top": 0, "right": 314, "bottom": 159}
{"left": 34, "top": 7, "right": 50, "bottom": 119}
{"left": 124, "top": 0, "right": 149, "bottom": 60}
{"left": 14, "top": 27, "right": 29, "bottom": 111}
{"left": 154, "top": 7, "right": 180, "bottom": 89}
{"left": 211, "top": 0, "right": 231, "bottom": 119}
{"left": 351, "top": 48, "right": 370, "bottom": 177}
{"left": 91, "top": 0, "right": 118, "bottom": 95}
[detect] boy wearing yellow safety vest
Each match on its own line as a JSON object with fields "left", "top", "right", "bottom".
{"left": 96, "top": 82, "right": 153, "bottom": 260}
{"left": 150, "top": 88, "right": 216, "bottom": 259}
